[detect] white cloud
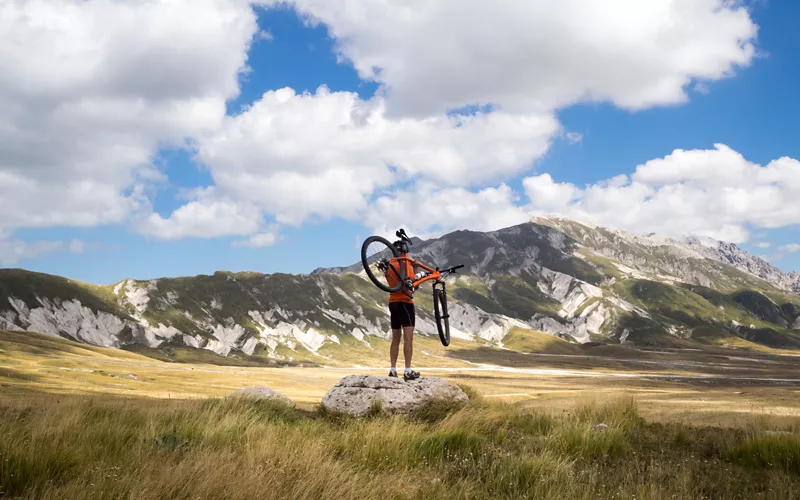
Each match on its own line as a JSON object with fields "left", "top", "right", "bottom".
{"left": 162, "top": 0, "right": 757, "bottom": 239}
{"left": 0, "top": 0, "right": 259, "bottom": 233}
{"left": 0, "top": 233, "right": 85, "bottom": 266}
{"left": 694, "top": 82, "right": 711, "bottom": 95}
{"left": 522, "top": 144, "right": 800, "bottom": 243}
{"left": 162, "top": 86, "right": 558, "bottom": 231}
{"left": 778, "top": 244, "right": 800, "bottom": 254}
{"left": 271, "top": 0, "right": 758, "bottom": 116}
{"left": 256, "top": 29, "right": 274, "bottom": 41}
{"left": 233, "top": 227, "right": 281, "bottom": 248}
{"left": 139, "top": 197, "right": 263, "bottom": 239}
{"left": 363, "top": 184, "right": 529, "bottom": 240}
{"left": 565, "top": 132, "right": 584, "bottom": 145}
{"left": 366, "top": 144, "right": 800, "bottom": 247}
{"left": 0, "top": 0, "right": 766, "bottom": 252}
{"left": 754, "top": 242, "right": 771, "bottom": 249}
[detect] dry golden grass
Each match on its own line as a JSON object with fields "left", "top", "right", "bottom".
{"left": 4, "top": 329, "right": 800, "bottom": 497}
{"left": 0, "top": 330, "right": 470, "bottom": 402}
{"left": 501, "top": 328, "right": 582, "bottom": 355}
{"left": 4, "top": 329, "right": 800, "bottom": 428}
{"left": 1, "top": 393, "right": 800, "bottom": 499}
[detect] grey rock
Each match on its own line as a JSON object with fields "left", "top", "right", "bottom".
{"left": 594, "top": 423, "right": 609, "bottom": 431}
{"left": 226, "top": 386, "right": 293, "bottom": 405}
{"left": 321, "top": 374, "right": 469, "bottom": 417}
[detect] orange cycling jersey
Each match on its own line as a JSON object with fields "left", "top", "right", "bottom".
{"left": 386, "top": 257, "right": 414, "bottom": 304}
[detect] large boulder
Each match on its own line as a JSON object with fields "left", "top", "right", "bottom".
{"left": 321, "top": 374, "right": 469, "bottom": 417}
{"left": 226, "top": 386, "right": 293, "bottom": 406}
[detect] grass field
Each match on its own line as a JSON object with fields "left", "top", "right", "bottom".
{"left": 3, "top": 329, "right": 800, "bottom": 426}
{"left": 2, "top": 391, "right": 800, "bottom": 499}
{"left": 2, "top": 329, "right": 800, "bottom": 498}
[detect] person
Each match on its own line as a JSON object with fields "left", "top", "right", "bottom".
{"left": 385, "top": 240, "right": 421, "bottom": 381}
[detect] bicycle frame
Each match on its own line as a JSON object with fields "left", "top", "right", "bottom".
{"left": 391, "top": 256, "right": 445, "bottom": 288}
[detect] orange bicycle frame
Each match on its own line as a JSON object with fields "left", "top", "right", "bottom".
{"left": 392, "top": 256, "right": 441, "bottom": 289}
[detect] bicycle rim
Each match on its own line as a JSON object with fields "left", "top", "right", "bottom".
{"left": 361, "top": 236, "right": 402, "bottom": 293}
{"left": 434, "top": 287, "right": 450, "bottom": 346}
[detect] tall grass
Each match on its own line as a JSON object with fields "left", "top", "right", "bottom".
{"left": 1, "top": 392, "right": 798, "bottom": 499}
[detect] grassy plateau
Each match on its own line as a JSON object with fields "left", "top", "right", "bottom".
{"left": 2, "top": 329, "right": 800, "bottom": 499}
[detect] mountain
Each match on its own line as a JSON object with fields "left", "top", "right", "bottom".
{"left": 2, "top": 217, "right": 800, "bottom": 362}
{"left": 534, "top": 217, "right": 800, "bottom": 294}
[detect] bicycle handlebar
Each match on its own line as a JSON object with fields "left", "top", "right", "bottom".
{"left": 441, "top": 264, "right": 464, "bottom": 274}
{"left": 396, "top": 228, "right": 413, "bottom": 246}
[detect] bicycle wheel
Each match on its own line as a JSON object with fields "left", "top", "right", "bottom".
{"left": 361, "top": 235, "right": 403, "bottom": 293}
{"left": 433, "top": 286, "right": 450, "bottom": 346}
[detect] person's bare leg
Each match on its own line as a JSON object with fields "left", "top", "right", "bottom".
{"left": 402, "top": 326, "right": 414, "bottom": 369}
{"left": 390, "top": 328, "right": 402, "bottom": 370}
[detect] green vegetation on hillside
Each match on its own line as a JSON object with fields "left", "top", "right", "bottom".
{"left": 123, "top": 271, "right": 396, "bottom": 344}
{"left": 611, "top": 279, "right": 800, "bottom": 349}
{"left": 490, "top": 275, "right": 562, "bottom": 320}
{"left": 1, "top": 394, "right": 798, "bottom": 499}
{"left": 0, "top": 269, "right": 129, "bottom": 318}
{"left": 617, "top": 280, "right": 727, "bottom": 333}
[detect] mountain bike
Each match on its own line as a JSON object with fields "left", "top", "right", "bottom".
{"left": 360, "top": 229, "right": 463, "bottom": 346}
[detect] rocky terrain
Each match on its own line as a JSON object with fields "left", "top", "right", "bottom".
{"left": 2, "top": 217, "right": 800, "bottom": 361}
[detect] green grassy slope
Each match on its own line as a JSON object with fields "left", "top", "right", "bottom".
{"left": 613, "top": 279, "right": 800, "bottom": 349}
{"left": 0, "top": 269, "right": 128, "bottom": 318}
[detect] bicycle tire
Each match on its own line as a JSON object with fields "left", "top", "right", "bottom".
{"left": 361, "top": 235, "right": 403, "bottom": 293}
{"left": 433, "top": 286, "right": 450, "bottom": 346}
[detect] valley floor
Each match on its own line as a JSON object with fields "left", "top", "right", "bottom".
{"left": 2, "top": 330, "right": 800, "bottom": 428}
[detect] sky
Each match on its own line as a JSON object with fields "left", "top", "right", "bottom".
{"left": 2, "top": 0, "right": 800, "bottom": 284}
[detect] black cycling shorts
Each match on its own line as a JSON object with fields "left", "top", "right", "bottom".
{"left": 389, "top": 302, "right": 415, "bottom": 329}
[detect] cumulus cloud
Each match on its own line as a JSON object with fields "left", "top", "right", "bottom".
{"left": 363, "top": 184, "right": 530, "bottom": 239}
{"left": 139, "top": 196, "right": 263, "bottom": 239}
{"left": 0, "top": 0, "right": 766, "bottom": 252}
{"left": 522, "top": 144, "right": 800, "bottom": 243}
{"left": 158, "top": 0, "right": 761, "bottom": 240}
{"left": 200, "top": 87, "right": 558, "bottom": 186}
{"left": 271, "top": 0, "right": 758, "bottom": 116}
{"left": 0, "top": 0, "right": 259, "bottom": 234}
{"left": 145, "top": 86, "right": 557, "bottom": 233}
{"left": 368, "top": 145, "right": 800, "bottom": 245}
{"left": 232, "top": 227, "right": 281, "bottom": 248}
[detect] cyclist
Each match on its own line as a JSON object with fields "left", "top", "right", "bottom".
{"left": 385, "top": 238, "right": 422, "bottom": 381}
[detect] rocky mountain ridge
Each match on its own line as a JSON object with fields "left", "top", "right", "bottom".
{"left": 685, "top": 237, "right": 800, "bottom": 294}
{"left": 2, "top": 217, "right": 800, "bottom": 361}
{"left": 533, "top": 216, "right": 800, "bottom": 293}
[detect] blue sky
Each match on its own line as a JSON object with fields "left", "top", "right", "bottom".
{"left": 3, "top": 0, "right": 800, "bottom": 283}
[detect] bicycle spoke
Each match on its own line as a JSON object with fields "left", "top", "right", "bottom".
{"left": 365, "top": 242, "right": 389, "bottom": 260}
{"left": 364, "top": 241, "right": 394, "bottom": 288}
